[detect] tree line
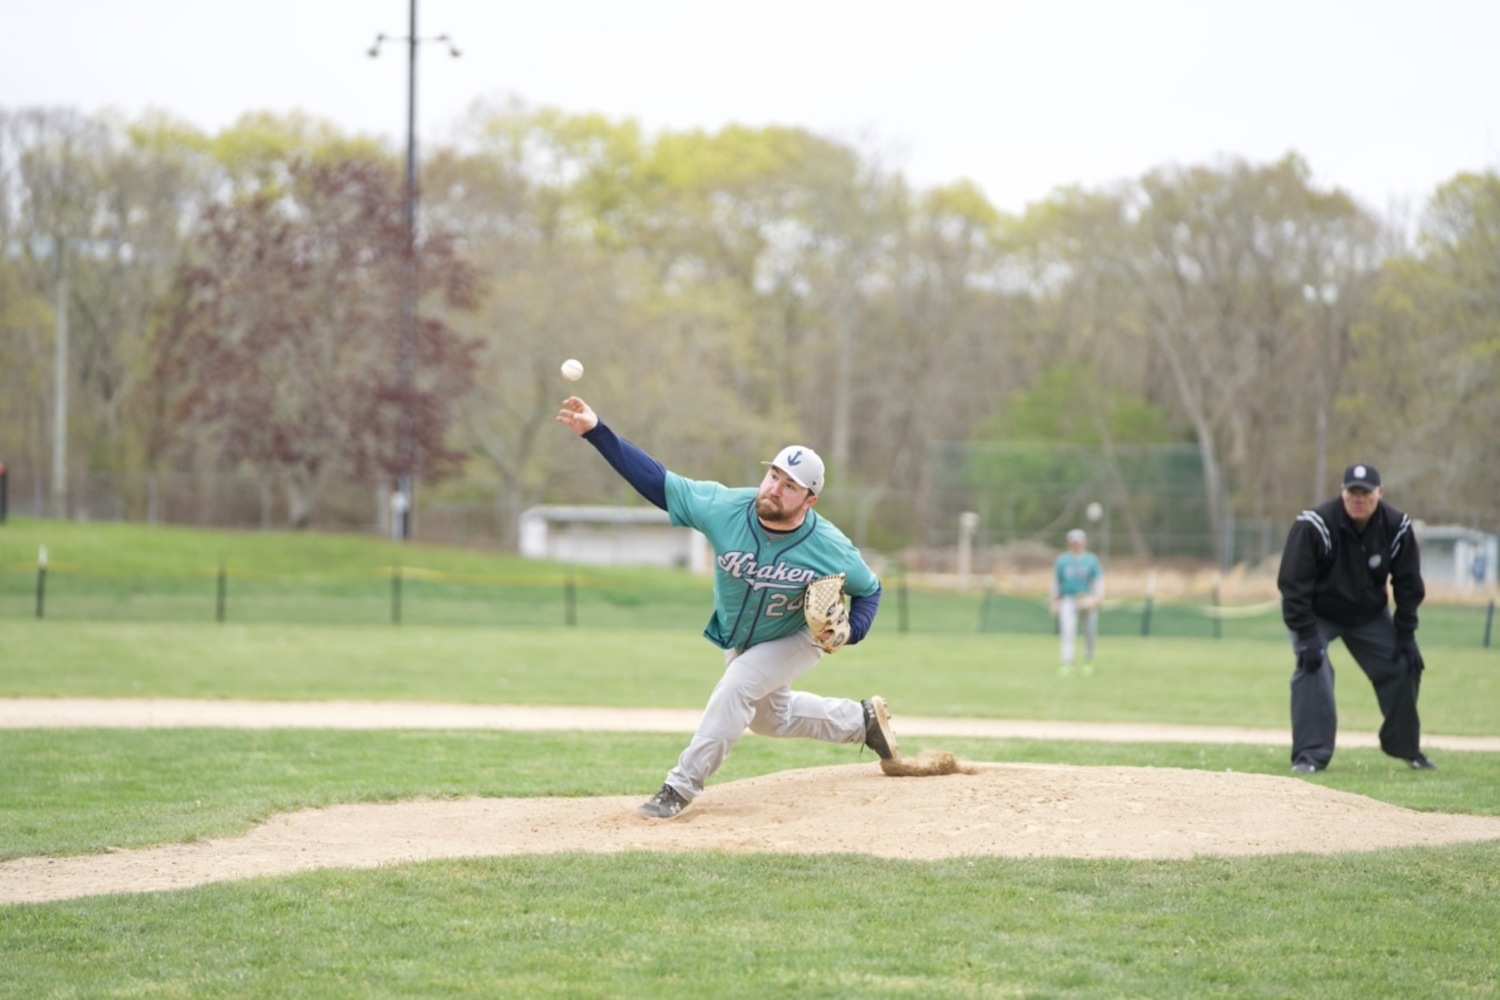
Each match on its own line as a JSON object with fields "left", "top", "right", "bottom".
{"left": 2, "top": 101, "right": 1496, "bottom": 560}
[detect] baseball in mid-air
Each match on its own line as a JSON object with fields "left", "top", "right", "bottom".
{"left": 561, "top": 358, "right": 584, "bottom": 382}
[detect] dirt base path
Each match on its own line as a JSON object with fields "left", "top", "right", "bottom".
{"left": 6, "top": 698, "right": 1500, "bottom": 751}
{"left": 4, "top": 699, "right": 1499, "bottom": 905}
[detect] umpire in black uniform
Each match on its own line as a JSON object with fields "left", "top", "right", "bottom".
{"left": 1276, "top": 462, "right": 1434, "bottom": 774}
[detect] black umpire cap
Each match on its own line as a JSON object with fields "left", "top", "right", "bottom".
{"left": 1342, "top": 462, "right": 1381, "bottom": 491}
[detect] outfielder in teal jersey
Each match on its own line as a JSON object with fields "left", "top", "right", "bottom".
{"left": 557, "top": 396, "right": 898, "bottom": 819}
{"left": 1051, "top": 528, "right": 1104, "bottom": 675}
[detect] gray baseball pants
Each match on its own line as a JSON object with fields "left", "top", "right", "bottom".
{"left": 665, "top": 629, "right": 866, "bottom": 801}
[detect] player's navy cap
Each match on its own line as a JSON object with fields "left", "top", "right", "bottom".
{"left": 763, "top": 445, "right": 825, "bottom": 495}
{"left": 1342, "top": 462, "right": 1381, "bottom": 491}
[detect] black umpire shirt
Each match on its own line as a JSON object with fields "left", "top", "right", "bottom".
{"left": 1277, "top": 495, "right": 1425, "bottom": 642}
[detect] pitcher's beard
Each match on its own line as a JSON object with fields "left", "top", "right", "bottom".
{"left": 755, "top": 494, "right": 795, "bottom": 528}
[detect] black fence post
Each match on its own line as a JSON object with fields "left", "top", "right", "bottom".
{"left": 1140, "top": 570, "right": 1155, "bottom": 637}
{"left": 0, "top": 460, "right": 8, "bottom": 525}
{"left": 1484, "top": 599, "right": 1495, "bottom": 649}
{"left": 391, "top": 564, "right": 402, "bottom": 625}
{"left": 35, "top": 545, "right": 46, "bottom": 619}
{"left": 216, "top": 557, "right": 227, "bottom": 623}
{"left": 564, "top": 572, "right": 577, "bottom": 627}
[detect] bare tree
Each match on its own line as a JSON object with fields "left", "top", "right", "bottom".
{"left": 1125, "top": 155, "right": 1385, "bottom": 559}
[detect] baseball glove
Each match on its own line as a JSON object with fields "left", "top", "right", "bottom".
{"left": 1076, "top": 594, "right": 1101, "bottom": 612}
{"left": 804, "top": 573, "right": 851, "bottom": 653}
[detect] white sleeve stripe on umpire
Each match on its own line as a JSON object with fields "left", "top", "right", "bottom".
{"left": 1391, "top": 513, "right": 1412, "bottom": 560}
{"left": 1296, "top": 510, "right": 1332, "bottom": 553}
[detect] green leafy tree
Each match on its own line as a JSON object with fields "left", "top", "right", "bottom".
{"left": 0, "top": 106, "right": 191, "bottom": 509}
{"left": 427, "top": 102, "right": 775, "bottom": 542}
{"left": 964, "top": 366, "right": 1176, "bottom": 553}
{"left": 1347, "top": 171, "right": 1500, "bottom": 523}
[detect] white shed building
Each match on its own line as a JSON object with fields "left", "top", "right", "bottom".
{"left": 518, "top": 505, "right": 710, "bottom": 572}
{"left": 1417, "top": 524, "right": 1497, "bottom": 590}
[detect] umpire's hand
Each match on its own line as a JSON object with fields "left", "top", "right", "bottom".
{"left": 1395, "top": 631, "right": 1425, "bottom": 674}
{"left": 1294, "top": 638, "right": 1324, "bottom": 673}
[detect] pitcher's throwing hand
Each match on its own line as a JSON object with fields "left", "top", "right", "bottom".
{"left": 556, "top": 396, "right": 599, "bottom": 436}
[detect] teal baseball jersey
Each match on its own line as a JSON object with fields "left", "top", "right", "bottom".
{"left": 1055, "top": 551, "right": 1103, "bottom": 597}
{"left": 664, "top": 472, "right": 879, "bottom": 650}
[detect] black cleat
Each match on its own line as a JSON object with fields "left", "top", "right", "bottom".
{"left": 1406, "top": 753, "right": 1437, "bottom": 771}
{"left": 637, "top": 783, "right": 689, "bottom": 819}
{"left": 862, "top": 696, "right": 899, "bottom": 761}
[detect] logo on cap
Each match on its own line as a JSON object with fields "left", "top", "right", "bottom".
{"left": 764, "top": 445, "right": 825, "bottom": 494}
{"left": 1343, "top": 462, "right": 1381, "bottom": 490}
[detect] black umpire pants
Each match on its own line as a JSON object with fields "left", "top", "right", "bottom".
{"left": 1288, "top": 610, "right": 1423, "bottom": 769}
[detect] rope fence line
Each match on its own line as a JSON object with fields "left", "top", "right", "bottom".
{"left": 1042, "top": 597, "right": 1285, "bottom": 620}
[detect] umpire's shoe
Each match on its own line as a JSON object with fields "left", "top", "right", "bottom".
{"left": 862, "top": 696, "right": 900, "bottom": 761}
{"left": 638, "top": 783, "right": 689, "bottom": 819}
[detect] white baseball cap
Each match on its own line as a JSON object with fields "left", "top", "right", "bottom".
{"left": 1067, "top": 529, "right": 1087, "bottom": 543}
{"left": 763, "top": 445, "right": 825, "bottom": 494}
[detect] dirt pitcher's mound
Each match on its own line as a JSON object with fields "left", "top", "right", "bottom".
{"left": 6, "top": 762, "right": 1500, "bottom": 904}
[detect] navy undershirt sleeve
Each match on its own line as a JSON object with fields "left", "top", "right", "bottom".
{"left": 581, "top": 419, "right": 669, "bottom": 510}
{"left": 848, "top": 586, "right": 881, "bottom": 645}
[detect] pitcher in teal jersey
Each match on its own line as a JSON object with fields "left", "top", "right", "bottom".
{"left": 557, "top": 396, "right": 899, "bottom": 819}
{"left": 1050, "top": 528, "right": 1104, "bottom": 676}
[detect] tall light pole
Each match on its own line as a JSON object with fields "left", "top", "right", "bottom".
{"left": 51, "top": 236, "right": 69, "bottom": 519}
{"left": 1303, "top": 281, "right": 1339, "bottom": 501}
{"left": 368, "top": 1, "right": 459, "bottom": 540}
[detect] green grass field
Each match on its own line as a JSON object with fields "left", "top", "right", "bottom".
{"left": 3, "top": 519, "right": 1499, "bottom": 997}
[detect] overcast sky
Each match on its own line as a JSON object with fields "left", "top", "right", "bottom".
{"left": 6, "top": 0, "right": 1499, "bottom": 217}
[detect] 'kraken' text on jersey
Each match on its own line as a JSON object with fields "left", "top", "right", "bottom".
{"left": 715, "top": 552, "right": 819, "bottom": 590}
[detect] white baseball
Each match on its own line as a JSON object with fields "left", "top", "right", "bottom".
{"left": 561, "top": 358, "right": 584, "bottom": 382}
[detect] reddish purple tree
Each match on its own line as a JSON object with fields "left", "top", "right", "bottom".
{"left": 154, "top": 158, "right": 479, "bottom": 527}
